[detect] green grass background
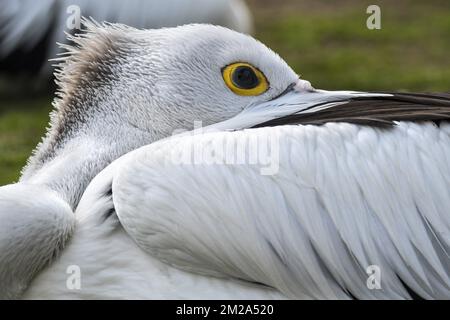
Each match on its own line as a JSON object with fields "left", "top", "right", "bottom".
{"left": 0, "top": 0, "right": 449, "bottom": 185}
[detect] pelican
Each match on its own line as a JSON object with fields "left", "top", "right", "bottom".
{"left": 1, "top": 21, "right": 449, "bottom": 299}
{"left": 0, "top": 0, "right": 252, "bottom": 75}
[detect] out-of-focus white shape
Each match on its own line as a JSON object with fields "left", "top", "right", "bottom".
{"left": 0, "top": 0, "right": 253, "bottom": 74}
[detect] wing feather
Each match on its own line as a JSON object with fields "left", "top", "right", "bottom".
{"left": 112, "top": 121, "right": 450, "bottom": 299}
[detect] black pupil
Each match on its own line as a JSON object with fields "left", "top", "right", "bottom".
{"left": 232, "top": 66, "right": 259, "bottom": 89}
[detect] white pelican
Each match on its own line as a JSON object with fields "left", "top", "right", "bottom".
{"left": 1, "top": 21, "right": 449, "bottom": 299}
{"left": 0, "top": 0, "right": 252, "bottom": 75}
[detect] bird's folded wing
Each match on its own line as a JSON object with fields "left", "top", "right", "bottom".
{"left": 111, "top": 122, "right": 450, "bottom": 299}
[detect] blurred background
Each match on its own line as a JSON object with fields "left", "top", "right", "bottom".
{"left": 0, "top": 0, "right": 449, "bottom": 185}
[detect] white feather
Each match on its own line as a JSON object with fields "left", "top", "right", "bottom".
{"left": 25, "top": 122, "right": 450, "bottom": 299}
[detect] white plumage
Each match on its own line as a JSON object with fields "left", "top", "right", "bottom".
{"left": 23, "top": 122, "right": 450, "bottom": 299}
{"left": 1, "top": 21, "right": 449, "bottom": 299}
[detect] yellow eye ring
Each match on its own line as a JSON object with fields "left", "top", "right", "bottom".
{"left": 222, "top": 62, "right": 269, "bottom": 96}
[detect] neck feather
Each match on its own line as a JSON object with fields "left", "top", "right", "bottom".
{"left": 20, "top": 124, "right": 153, "bottom": 210}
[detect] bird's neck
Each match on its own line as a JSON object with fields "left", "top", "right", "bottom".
{"left": 20, "top": 126, "right": 154, "bottom": 210}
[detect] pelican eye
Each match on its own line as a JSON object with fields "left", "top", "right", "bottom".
{"left": 222, "top": 62, "right": 269, "bottom": 96}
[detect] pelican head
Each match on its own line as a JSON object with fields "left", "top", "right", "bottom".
{"left": 19, "top": 21, "right": 310, "bottom": 207}
{"left": 6, "top": 21, "right": 310, "bottom": 299}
